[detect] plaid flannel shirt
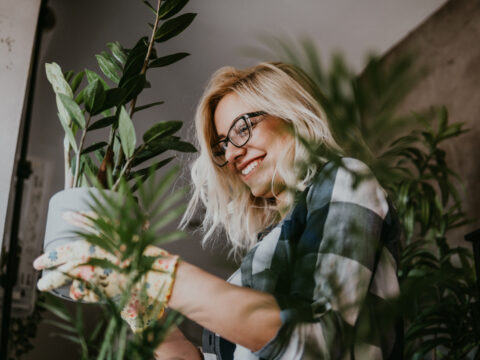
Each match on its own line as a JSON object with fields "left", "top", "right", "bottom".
{"left": 202, "top": 158, "right": 403, "bottom": 360}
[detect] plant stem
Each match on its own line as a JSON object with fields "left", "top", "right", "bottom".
{"left": 97, "top": 317, "right": 117, "bottom": 360}
{"left": 64, "top": 136, "right": 73, "bottom": 189}
{"left": 73, "top": 114, "right": 93, "bottom": 187}
{"left": 112, "top": 0, "right": 162, "bottom": 190}
{"left": 100, "top": 1, "right": 162, "bottom": 191}
{"left": 128, "top": 0, "right": 162, "bottom": 117}
{"left": 112, "top": 143, "right": 146, "bottom": 191}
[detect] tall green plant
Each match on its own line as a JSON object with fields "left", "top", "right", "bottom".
{"left": 45, "top": 0, "right": 196, "bottom": 192}
{"left": 33, "top": 1, "right": 197, "bottom": 358}
{"left": 254, "top": 36, "right": 479, "bottom": 358}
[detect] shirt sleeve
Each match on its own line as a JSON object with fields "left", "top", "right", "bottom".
{"left": 254, "top": 158, "right": 393, "bottom": 360}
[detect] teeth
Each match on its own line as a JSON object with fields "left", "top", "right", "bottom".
{"left": 242, "top": 160, "right": 260, "bottom": 176}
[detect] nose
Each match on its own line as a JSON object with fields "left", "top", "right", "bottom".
{"left": 225, "top": 142, "right": 245, "bottom": 164}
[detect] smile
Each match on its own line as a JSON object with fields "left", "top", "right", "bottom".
{"left": 241, "top": 158, "right": 263, "bottom": 176}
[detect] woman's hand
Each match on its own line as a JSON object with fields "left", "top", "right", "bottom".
{"left": 154, "top": 328, "right": 203, "bottom": 360}
{"left": 33, "top": 239, "right": 179, "bottom": 332}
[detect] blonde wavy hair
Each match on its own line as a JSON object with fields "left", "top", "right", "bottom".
{"left": 180, "top": 62, "right": 342, "bottom": 257}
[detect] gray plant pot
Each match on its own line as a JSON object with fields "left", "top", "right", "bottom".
{"left": 43, "top": 187, "right": 118, "bottom": 301}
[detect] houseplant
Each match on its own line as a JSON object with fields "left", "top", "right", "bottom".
{"left": 43, "top": 0, "right": 196, "bottom": 300}
{"left": 256, "top": 37, "right": 479, "bottom": 358}
{"left": 24, "top": 0, "right": 198, "bottom": 358}
{"left": 40, "top": 169, "right": 189, "bottom": 359}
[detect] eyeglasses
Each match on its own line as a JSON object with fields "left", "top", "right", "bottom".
{"left": 211, "top": 111, "right": 267, "bottom": 167}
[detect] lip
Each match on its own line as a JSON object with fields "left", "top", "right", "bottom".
{"left": 238, "top": 156, "right": 265, "bottom": 179}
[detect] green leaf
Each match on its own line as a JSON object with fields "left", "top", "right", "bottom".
{"left": 75, "top": 88, "right": 84, "bottom": 104}
{"left": 158, "top": 0, "right": 189, "bottom": 19}
{"left": 88, "top": 318, "right": 104, "bottom": 343}
{"left": 101, "top": 50, "right": 122, "bottom": 69}
{"left": 107, "top": 41, "right": 127, "bottom": 66}
{"left": 154, "top": 187, "right": 187, "bottom": 216}
{"left": 119, "top": 74, "right": 146, "bottom": 103}
{"left": 157, "top": 138, "right": 197, "bottom": 152}
{"left": 45, "top": 63, "right": 73, "bottom": 97}
{"left": 113, "top": 134, "right": 122, "bottom": 168}
{"left": 143, "top": 0, "right": 157, "bottom": 15}
{"left": 119, "top": 53, "right": 146, "bottom": 87}
{"left": 132, "top": 146, "right": 167, "bottom": 167}
{"left": 96, "top": 54, "right": 121, "bottom": 83}
{"left": 64, "top": 70, "right": 74, "bottom": 82}
{"left": 44, "top": 319, "right": 77, "bottom": 334}
{"left": 84, "top": 68, "right": 110, "bottom": 90}
{"left": 57, "top": 110, "right": 78, "bottom": 153}
{"left": 38, "top": 300, "right": 72, "bottom": 323}
{"left": 115, "top": 324, "right": 128, "bottom": 360}
{"left": 91, "top": 87, "right": 128, "bottom": 115}
{"left": 58, "top": 93, "right": 86, "bottom": 129}
{"left": 143, "top": 121, "right": 183, "bottom": 143}
{"left": 55, "top": 333, "right": 83, "bottom": 345}
{"left": 82, "top": 141, "right": 108, "bottom": 154}
{"left": 119, "top": 37, "right": 148, "bottom": 87}
{"left": 84, "top": 79, "right": 106, "bottom": 115}
{"left": 87, "top": 115, "right": 117, "bottom": 131}
{"left": 129, "top": 157, "right": 174, "bottom": 179}
{"left": 133, "top": 101, "right": 164, "bottom": 114}
{"left": 151, "top": 203, "right": 187, "bottom": 232}
{"left": 149, "top": 52, "right": 189, "bottom": 68}
{"left": 154, "top": 13, "right": 196, "bottom": 43}
{"left": 105, "top": 87, "right": 128, "bottom": 107}
{"left": 70, "top": 71, "right": 85, "bottom": 93}
{"left": 84, "top": 258, "right": 124, "bottom": 273}
{"left": 56, "top": 94, "right": 72, "bottom": 127}
{"left": 157, "top": 230, "right": 186, "bottom": 243}
{"left": 438, "top": 106, "right": 448, "bottom": 135}
{"left": 62, "top": 129, "right": 78, "bottom": 154}
{"left": 118, "top": 106, "right": 136, "bottom": 158}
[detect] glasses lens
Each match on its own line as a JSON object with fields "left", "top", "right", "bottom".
{"left": 211, "top": 141, "right": 227, "bottom": 166}
{"left": 230, "top": 117, "right": 250, "bottom": 147}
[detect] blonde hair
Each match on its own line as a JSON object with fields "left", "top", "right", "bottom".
{"left": 180, "top": 62, "right": 342, "bottom": 257}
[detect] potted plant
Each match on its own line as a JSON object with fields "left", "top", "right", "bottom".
{"left": 259, "top": 37, "right": 479, "bottom": 358}
{"left": 42, "top": 0, "right": 196, "bottom": 300}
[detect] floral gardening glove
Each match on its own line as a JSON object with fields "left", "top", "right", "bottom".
{"left": 33, "top": 212, "right": 179, "bottom": 332}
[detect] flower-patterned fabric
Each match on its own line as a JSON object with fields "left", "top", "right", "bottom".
{"left": 33, "top": 211, "right": 179, "bottom": 332}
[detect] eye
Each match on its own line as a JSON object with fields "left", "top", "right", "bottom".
{"left": 238, "top": 124, "right": 249, "bottom": 135}
{"left": 211, "top": 140, "right": 228, "bottom": 157}
{"left": 233, "top": 119, "right": 249, "bottom": 138}
{"left": 250, "top": 113, "right": 265, "bottom": 127}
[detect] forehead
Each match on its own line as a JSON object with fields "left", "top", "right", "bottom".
{"left": 213, "top": 93, "right": 254, "bottom": 138}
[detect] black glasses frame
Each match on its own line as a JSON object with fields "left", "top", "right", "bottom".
{"left": 211, "top": 111, "right": 267, "bottom": 167}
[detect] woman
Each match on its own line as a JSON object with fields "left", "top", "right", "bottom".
{"left": 35, "top": 62, "right": 402, "bottom": 359}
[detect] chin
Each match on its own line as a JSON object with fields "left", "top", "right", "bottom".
{"left": 249, "top": 187, "right": 273, "bottom": 199}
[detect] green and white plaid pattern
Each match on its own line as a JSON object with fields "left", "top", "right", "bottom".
{"left": 202, "top": 158, "right": 403, "bottom": 360}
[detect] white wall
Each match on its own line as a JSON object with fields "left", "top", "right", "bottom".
{"left": 0, "top": 0, "right": 42, "bottom": 249}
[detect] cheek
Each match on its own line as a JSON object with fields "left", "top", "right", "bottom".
{"left": 226, "top": 162, "right": 237, "bottom": 174}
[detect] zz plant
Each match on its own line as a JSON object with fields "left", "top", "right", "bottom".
{"left": 40, "top": 168, "right": 188, "bottom": 359}
{"left": 19, "top": 1, "right": 197, "bottom": 359}
{"left": 45, "top": 0, "right": 196, "bottom": 192}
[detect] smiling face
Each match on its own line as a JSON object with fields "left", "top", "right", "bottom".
{"left": 213, "top": 92, "right": 294, "bottom": 201}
